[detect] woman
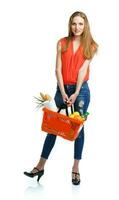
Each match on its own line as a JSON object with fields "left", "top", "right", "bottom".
{"left": 24, "top": 11, "right": 98, "bottom": 185}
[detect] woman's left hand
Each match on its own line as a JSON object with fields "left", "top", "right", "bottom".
{"left": 67, "top": 93, "right": 78, "bottom": 106}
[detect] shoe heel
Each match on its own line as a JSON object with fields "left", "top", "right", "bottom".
{"left": 37, "top": 170, "right": 44, "bottom": 182}
{"left": 37, "top": 174, "right": 43, "bottom": 182}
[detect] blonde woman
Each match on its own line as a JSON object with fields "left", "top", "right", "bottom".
{"left": 24, "top": 11, "right": 98, "bottom": 185}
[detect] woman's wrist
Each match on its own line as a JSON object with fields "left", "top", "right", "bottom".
{"left": 74, "top": 90, "right": 80, "bottom": 96}
{"left": 61, "top": 91, "right": 66, "bottom": 99}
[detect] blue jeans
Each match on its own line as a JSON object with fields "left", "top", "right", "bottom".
{"left": 41, "top": 81, "right": 90, "bottom": 160}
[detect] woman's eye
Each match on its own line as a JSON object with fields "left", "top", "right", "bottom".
{"left": 72, "top": 23, "right": 83, "bottom": 26}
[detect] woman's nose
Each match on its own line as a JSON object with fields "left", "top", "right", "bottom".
{"left": 75, "top": 24, "right": 79, "bottom": 29}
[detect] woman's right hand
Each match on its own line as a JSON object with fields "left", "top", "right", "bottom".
{"left": 61, "top": 92, "right": 69, "bottom": 104}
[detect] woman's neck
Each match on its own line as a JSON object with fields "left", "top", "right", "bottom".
{"left": 72, "top": 35, "right": 81, "bottom": 42}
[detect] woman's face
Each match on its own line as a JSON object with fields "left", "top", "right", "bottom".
{"left": 71, "top": 16, "right": 84, "bottom": 36}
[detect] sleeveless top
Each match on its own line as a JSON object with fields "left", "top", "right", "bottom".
{"left": 59, "top": 37, "right": 89, "bottom": 84}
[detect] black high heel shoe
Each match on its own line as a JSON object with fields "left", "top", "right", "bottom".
{"left": 24, "top": 167, "right": 44, "bottom": 182}
{"left": 72, "top": 172, "right": 80, "bottom": 185}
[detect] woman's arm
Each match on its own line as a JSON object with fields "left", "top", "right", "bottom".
{"left": 75, "top": 59, "right": 91, "bottom": 95}
{"left": 68, "top": 59, "right": 91, "bottom": 106}
{"left": 55, "top": 41, "right": 69, "bottom": 102}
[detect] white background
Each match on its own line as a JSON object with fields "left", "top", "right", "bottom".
{"left": 0, "top": 0, "right": 119, "bottom": 200}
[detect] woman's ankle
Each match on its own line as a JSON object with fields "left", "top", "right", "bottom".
{"left": 36, "top": 165, "right": 44, "bottom": 171}
{"left": 72, "top": 159, "right": 80, "bottom": 173}
{"left": 36, "top": 157, "right": 47, "bottom": 171}
{"left": 72, "top": 168, "right": 79, "bottom": 173}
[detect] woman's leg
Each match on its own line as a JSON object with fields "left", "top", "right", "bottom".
{"left": 72, "top": 82, "right": 90, "bottom": 182}
{"left": 73, "top": 127, "right": 84, "bottom": 171}
{"left": 32, "top": 134, "right": 57, "bottom": 172}
{"left": 32, "top": 86, "right": 65, "bottom": 172}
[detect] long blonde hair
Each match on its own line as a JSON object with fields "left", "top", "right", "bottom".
{"left": 63, "top": 11, "right": 98, "bottom": 59}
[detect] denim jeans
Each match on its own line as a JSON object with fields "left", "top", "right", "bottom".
{"left": 41, "top": 81, "right": 90, "bottom": 160}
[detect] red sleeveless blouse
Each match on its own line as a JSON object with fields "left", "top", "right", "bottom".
{"left": 59, "top": 37, "right": 89, "bottom": 84}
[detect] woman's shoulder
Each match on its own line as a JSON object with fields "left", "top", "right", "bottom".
{"left": 57, "top": 37, "right": 67, "bottom": 45}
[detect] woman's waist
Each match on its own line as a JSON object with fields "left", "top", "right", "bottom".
{"left": 63, "top": 73, "right": 89, "bottom": 85}
{"left": 64, "top": 81, "right": 88, "bottom": 89}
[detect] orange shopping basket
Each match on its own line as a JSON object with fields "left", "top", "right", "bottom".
{"left": 41, "top": 105, "right": 84, "bottom": 141}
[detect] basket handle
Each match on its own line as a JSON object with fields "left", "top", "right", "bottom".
{"left": 57, "top": 104, "right": 74, "bottom": 116}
